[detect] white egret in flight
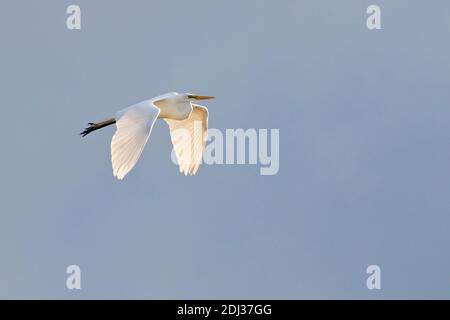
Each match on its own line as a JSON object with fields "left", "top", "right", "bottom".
{"left": 81, "top": 92, "right": 215, "bottom": 180}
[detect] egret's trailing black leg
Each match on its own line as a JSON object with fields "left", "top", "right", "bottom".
{"left": 80, "top": 118, "right": 116, "bottom": 137}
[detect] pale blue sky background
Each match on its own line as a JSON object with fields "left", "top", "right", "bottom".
{"left": 1, "top": 0, "right": 450, "bottom": 299}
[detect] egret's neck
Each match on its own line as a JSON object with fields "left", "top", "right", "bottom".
{"left": 154, "top": 99, "right": 192, "bottom": 120}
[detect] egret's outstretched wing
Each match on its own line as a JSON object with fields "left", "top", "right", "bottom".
{"left": 111, "top": 103, "right": 160, "bottom": 180}
{"left": 165, "top": 104, "right": 208, "bottom": 176}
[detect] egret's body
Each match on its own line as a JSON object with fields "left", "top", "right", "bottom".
{"left": 81, "top": 92, "right": 214, "bottom": 180}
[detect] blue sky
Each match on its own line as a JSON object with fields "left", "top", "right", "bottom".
{"left": 0, "top": 0, "right": 450, "bottom": 299}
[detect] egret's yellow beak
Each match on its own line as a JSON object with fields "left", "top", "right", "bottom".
{"left": 190, "top": 95, "right": 215, "bottom": 100}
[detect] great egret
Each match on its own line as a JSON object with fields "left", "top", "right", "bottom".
{"left": 81, "top": 92, "right": 215, "bottom": 180}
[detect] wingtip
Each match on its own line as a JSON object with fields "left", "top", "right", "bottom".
{"left": 114, "top": 174, "right": 124, "bottom": 181}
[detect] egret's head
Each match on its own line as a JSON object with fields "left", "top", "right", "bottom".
{"left": 185, "top": 93, "right": 215, "bottom": 101}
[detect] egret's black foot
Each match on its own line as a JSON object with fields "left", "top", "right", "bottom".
{"left": 80, "top": 118, "right": 116, "bottom": 137}
{"left": 80, "top": 124, "right": 97, "bottom": 137}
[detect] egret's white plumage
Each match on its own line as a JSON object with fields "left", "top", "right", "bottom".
{"left": 111, "top": 102, "right": 160, "bottom": 180}
{"left": 165, "top": 104, "right": 208, "bottom": 176}
{"left": 81, "top": 92, "right": 214, "bottom": 180}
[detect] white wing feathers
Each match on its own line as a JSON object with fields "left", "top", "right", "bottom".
{"left": 165, "top": 104, "right": 208, "bottom": 176}
{"left": 111, "top": 103, "right": 160, "bottom": 180}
